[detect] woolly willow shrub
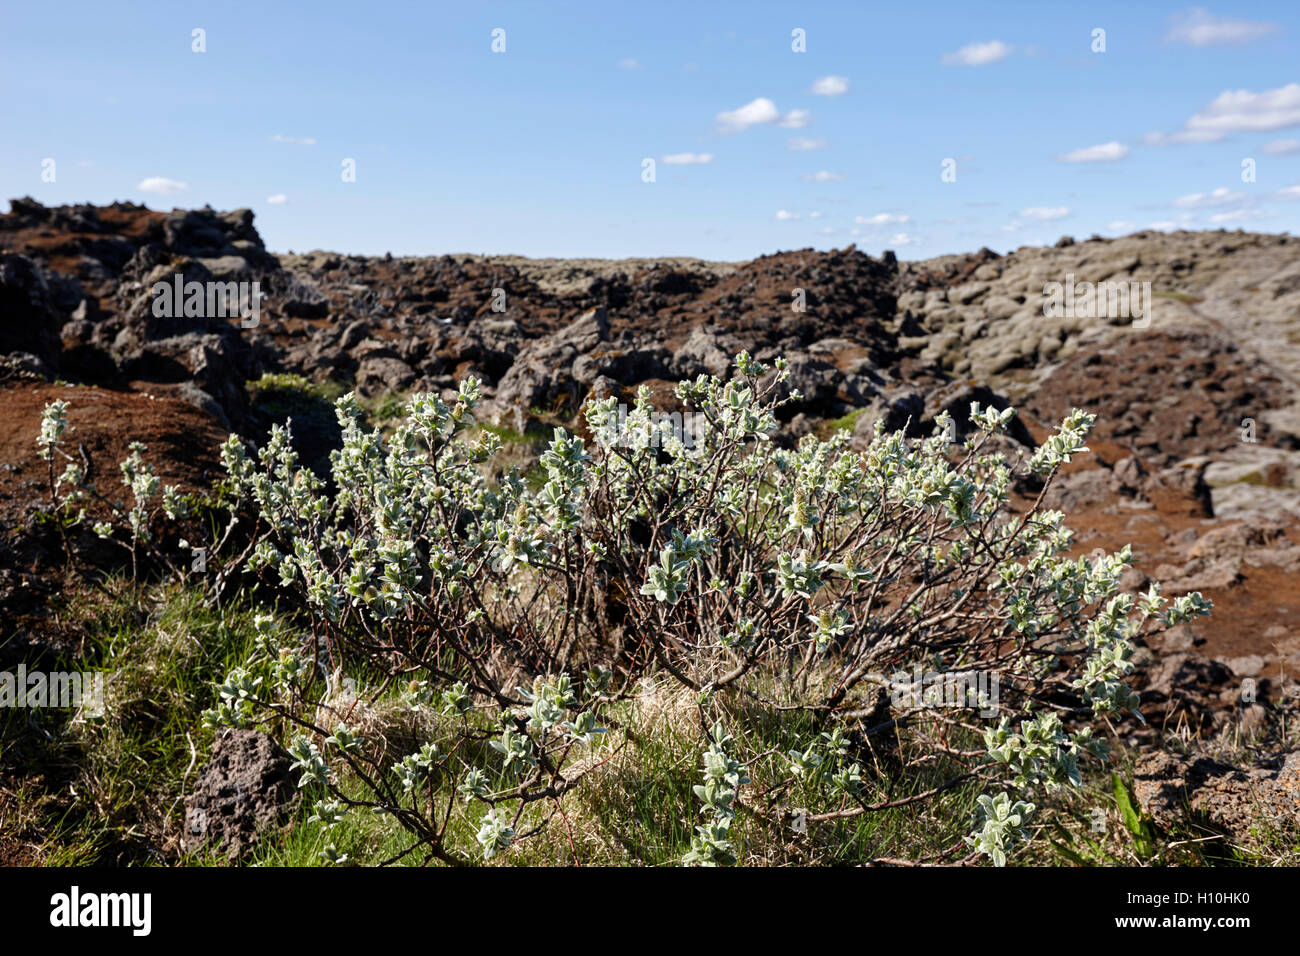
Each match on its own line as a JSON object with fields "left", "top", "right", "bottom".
{"left": 201, "top": 352, "right": 1209, "bottom": 865}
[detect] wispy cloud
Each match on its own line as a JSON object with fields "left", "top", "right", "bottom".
{"left": 787, "top": 137, "right": 828, "bottom": 151}
{"left": 1263, "top": 138, "right": 1300, "bottom": 155}
{"left": 137, "top": 177, "right": 187, "bottom": 195}
{"left": 810, "top": 75, "right": 848, "bottom": 96}
{"left": 777, "top": 108, "right": 812, "bottom": 129}
{"left": 1164, "top": 8, "right": 1278, "bottom": 47}
{"left": 802, "top": 170, "right": 843, "bottom": 182}
{"left": 1019, "top": 206, "right": 1070, "bottom": 220}
{"left": 1056, "top": 141, "right": 1129, "bottom": 163}
{"left": 1141, "top": 129, "right": 1226, "bottom": 146}
{"left": 617, "top": 57, "right": 642, "bottom": 70}
{"left": 942, "top": 40, "right": 1012, "bottom": 67}
{"left": 716, "top": 97, "right": 780, "bottom": 132}
{"left": 774, "top": 209, "right": 800, "bottom": 221}
{"left": 1171, "top": 186, "right": 1244, "bottom": 208}
{"left": 1185, "top": 83, "right": 1300, "bottom": 134}
{"left": 855, "top": 213, "right": 909, "bottom": 225}
{"left": 662, "top": 153, "right": 714, "bottom": 165}
{"left": 1207, "top": 208, "right": 1264, "bottom": 223}
{"left": 270, "top": 134, "right": 317, "bottom": 145}
{"left": 266, "top": 194, "right": 288, "bottom": 205}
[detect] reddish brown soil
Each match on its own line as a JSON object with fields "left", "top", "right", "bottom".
{"left": 1018, "top": 417, "right": 1300, "bottom": 682}
{"left": 0, "top": 202, "right": 164, "bottom": 284}
{"left": 1023, "top": 331, "right": 1294, "bottom": 463}
{"left": 0, "top": 377, "right": 227, "bottom": 528}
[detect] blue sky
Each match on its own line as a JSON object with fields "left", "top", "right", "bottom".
{"left": 3, "top": 1, "right": 1298, "bottom": 259}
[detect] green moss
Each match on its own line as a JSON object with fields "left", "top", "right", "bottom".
{"left": 247, "top": 374, "right": 349, "bottom": 475}
{"left": 367, "top": 391, "right": 410, "bottom": 423}
{"left": 479, "top": 422, "right": 548, "bottom": 445}
{"left": 812, "top": 407, "right": 867, "bottom": 441}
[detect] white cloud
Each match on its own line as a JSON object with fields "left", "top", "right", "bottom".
{"left": 887, "top": 232, "right": 921, "bottom": 246}
{"left": 266, "top": 194, "right": 288, "bottom": 205}
{"left": 662, "top": 153, "right": 715, "bottom": 165}
{"left": 1107, "top": 220, "right": 1136, "bottom": 231}
{"left": 270, "top": 134, "right": 317, "bottom": 145}
{"left": 809, "top": 211, "right": 823, "bottom": 219}
{"left": 617, "top": 57, "right": 642, "bottom": 70}
{"left": 716, "top": 97, "right": 780, "bottom": 132}
{"left": 774, "top": 210, "right": 800, "bottom": 221}
{"left": 942, "top": 40, "right": 1012, "bottom": 67}
{"left": 1056, "top": 141, "right": 1129, "bottom": 163}
{"left": 138, "top": 177, "right": 188, "bottom": 195}
{"left": 1273, "top": 185, "right": 1300, "bottom": 201}
{"left": 1263, "top": 138, "right": 1300, "bottom": 155}
{"left": 787, "top": 137, "right": 828, "bottom": 150}
{"left": 802, "top": 170, "right": 843, "bottom": 182}
{"left": 855, "top": 213, "right": 910, "bottom": 225}
{"left": 777, "top": 109, "right": 812, "bottom": 129}
{"left": 1141, "top": 128, "right": 1226, "bottom": 146}
{"left": 1172, "top": 186, "right": 1243, "bottom": 208}
{"left": 1185, "top": 83, "right": 1300, "bottom": 134}
{"left": 811, "top": 75, "right": 849, "bottom": 96}
{"left": 1019, "top": 206, "right": 1070, "bottom": 220}
{"left": 1146, "top": 221, "right": 1182, "bottom": 231}
{"left": 1164, "top": 8, "right": 1278, "bottom": 47}
{"left": 1208, "top": 208, "right": 1258, "bottom": 223}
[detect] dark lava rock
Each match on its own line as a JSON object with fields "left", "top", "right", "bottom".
{"left": 1134, "top": 748, "right": 1300, "bottom": 839}
{"left": 182, "top": 728, "right": 296, "bottom": 859}
{"left": 0, "top": 253, "right": 66, "bottom": 369}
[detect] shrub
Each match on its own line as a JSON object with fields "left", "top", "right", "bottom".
{"left": 62, "top": 351, "right": 1211, "bottom": 865}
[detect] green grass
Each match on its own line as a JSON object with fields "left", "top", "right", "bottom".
{"left": 1, "top": 577, "right": 265, "bottom": 864}
{"left": 248, "top": 372, "right": 348, "bottom": 407}
{"left": 815, "top": 407, "right": 868, "bottom": 442}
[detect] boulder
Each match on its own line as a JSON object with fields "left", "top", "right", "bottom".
{"left": 356, "top": 356, "right": 416, "bottom": 396}
{"left": 1134, "top": 749, "right": 1300, "bottom": 840}
{"left": 492, "top": 307, "right": 610, "bottom": 429}
{"left": 850, "top": 389, "right": 925, "bottom": 446}
{"left": 182, "top": 729, "right": 296, "bottom": 859}
{"left": 0, "top": 254, "right": 66, "bottom": 369}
